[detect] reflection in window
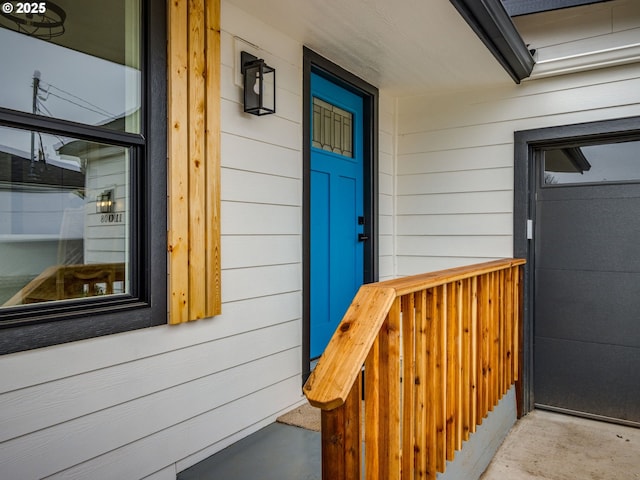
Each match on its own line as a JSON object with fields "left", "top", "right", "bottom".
{"left": 0, "top": 0, "right": 141, "bottom": 133}
{"left": 312, "top": 97, "right": 353, "bottom": 157}
{"left": 0, "top": 126, "right": 129, "bottom": 307}
{"left": 543, "top": 141, "right": 640, "bottom": 185}
{"left": 0, "top": 1, "right": 139, "bottom": 309}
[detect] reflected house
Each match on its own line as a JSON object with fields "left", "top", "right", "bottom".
{"left": 0, "top": 113, "right": 131, "bottom": 305}
{"left": 0, "top": 0, "right": 139, "bottom": 305}
{"left": 0, "top": 146, "right": 85, "bottom": 303}
{"left": 545, "top": 147, "right": 592, "bottom": 174}
{"left": 57, "top": 117, "right": 130, "bottom": 269}
{"left": 543, "top": 141, "right": 640, "bottom": 185}
{"left": 543, "top": 147, "right": 591, "bottom": 184}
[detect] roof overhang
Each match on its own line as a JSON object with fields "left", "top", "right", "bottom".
{"left": 449, "top": 0, "right": 535, "bottom": 83}
{"left": 502, "top": 0, "right": 614, "bottom": 17}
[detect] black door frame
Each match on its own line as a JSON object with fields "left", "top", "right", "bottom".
{"left": 513, "top": 115, "right": 640, "bottom": 415}
{"left": 302, "top": 48, "right": 379, "bottom": 383}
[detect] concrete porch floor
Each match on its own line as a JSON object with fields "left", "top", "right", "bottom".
{"left": 177, "top": 422, "right": 321, "bottom": 480}
{"left": 481, "top": 410, "right": 640, "bottom": 480}
{"left": 177, "top": 409, "right": 639, "bottom": 479}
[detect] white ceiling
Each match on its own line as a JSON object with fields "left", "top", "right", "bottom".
{"left": 226, "top": 0, "right": 515, "bottom": 96}
{"left": 0, "top": 0, "right": 516, "bottom": 96}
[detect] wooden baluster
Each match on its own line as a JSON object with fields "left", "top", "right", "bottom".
{"left": 446, "top": 282, "right": 458, "bottom": 461}
{"left": 402, "top": 294, "right": 416, "bottom": 480}
{"left": 509, "top": 270, "right": 514, "bottom": 387}
{"left": 494, "top": 271, "right": 500, "bottom": 399}
{"left": 492, "top": 272, "right": 500, "bottom": 409}
{"left": 477, "top": 274, "right": 488, "bottom": 423}
{"left": 505, "top": 266, "right": 514, "bottom": 386}
{"left": 455, "top": 280, "right": 463, "bottom": 451}
{"left": 495, "top": 272, "right": 501, "bottom": 404}
{"left": 503, "top": 269, "right": 510, "bottom": 395}
{"left": 488, "top": 271, "right": 496, "bottom": 411}
{"left": 475, "top": 275, "right": 482, "bottom": 423}
{"left": 498, "top": 271, "right": 504, "bottom": 397}
{"left": 381, "top": 298, "right": 402, "bottom": 479}
{"left": 345, "top": 373, "right": 362, "bottom": 478}
{"left": 434, "top": 285, "right": 447, "bottom": 473}
{"left": 365, "top": 335, "right": 381, "bottom": 479}
{"left": 498, "top": 274, "right": 503, "bottom": 398}
{"left": 470, "top": 276, "right": 478, "bottom": 434}
{"left": 485, "top": 273, "right": 492, "bottom": 417}
{"left": 497, "top": 271, "right": 503, "bottom": 399}
{"left": 498, "top": 271, "right": 503, "bottom": 397}
{"left": 506, "top": 268, "right": 512, "bottom": 392}
{"left": 414, "top": 290, "right": 429, "bottom": 479}
{"left": 364, "top": 302, "right": 402, "bottom": 480}
{"left": 461, "top": 278, "right": 471, "bottom": 442}
{"left": 501, "top": 269, "right": 508, "bottom": 396}
{"left": 321, "top": 377, "right": 361, "bottom": 480}
{"left": 425, "top": 288, "right": 438, "bottom": 480}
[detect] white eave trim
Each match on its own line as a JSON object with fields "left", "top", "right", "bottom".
{"left": 527, "top": 37, "right": 640, "bottom": 79}
{"left": 449, "top": 0, "right": 535, "bottom": 83}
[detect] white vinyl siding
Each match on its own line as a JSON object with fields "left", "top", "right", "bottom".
{"left": 395, "top": 63, "right": 640, "bottom": 276}
{"left": 378, "top": 93, "right": 396, "bottom": 280}
{"left": 0, "top": 290, "right": 303, "bottom": 478}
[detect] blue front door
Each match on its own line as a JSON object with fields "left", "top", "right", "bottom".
{"left": 310, "top": 73, "right": 364, "bottom": 358}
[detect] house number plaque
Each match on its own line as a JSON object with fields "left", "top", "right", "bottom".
{"left": 101, "top": 213, "right": 124, "bottom": 223}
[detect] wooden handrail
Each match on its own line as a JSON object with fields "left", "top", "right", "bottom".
{"left": 303, "top": 258, "right": 526, "bottom": 479}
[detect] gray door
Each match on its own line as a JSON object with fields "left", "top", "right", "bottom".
{"left": 534, "top": 141, "right": 640, "bottom": 425}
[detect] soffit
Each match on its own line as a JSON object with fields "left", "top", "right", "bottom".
{"left": 225, "top": 0, "right": 515, "bottom": 95}
{"left": 0, "top": 0, "right": 516, "bottom": 95}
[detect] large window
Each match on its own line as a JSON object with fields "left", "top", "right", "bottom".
{"left": 0, "top": 0, "right": 167, "bottom": 354}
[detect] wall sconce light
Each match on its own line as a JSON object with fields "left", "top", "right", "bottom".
{"left": 96, "top": 189, "right": 115, "bottom": 214}
{"left": 241, "top": 51, "right": 276, "bottom": 116}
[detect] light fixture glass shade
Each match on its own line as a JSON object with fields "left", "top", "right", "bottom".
{"left": 96, "top": 190, "right": 115, "bottom": 213}
{"left": 242, "top": 52, "right": 276, "bottom": 116}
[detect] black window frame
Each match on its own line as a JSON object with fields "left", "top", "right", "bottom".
{"left": 0, "top": 0, "right": 167, "bottom": 355}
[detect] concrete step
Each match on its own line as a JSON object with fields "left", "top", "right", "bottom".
{"left": 177, "top": 422, "right": 321, "bottom": 480}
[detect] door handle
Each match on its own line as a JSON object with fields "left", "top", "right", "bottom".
{"left": 358, "top": 233, "right": 369, "bottom": 242}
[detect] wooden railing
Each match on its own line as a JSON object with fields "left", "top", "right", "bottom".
{"left": 303, "top": 258, "right": 525, "bottom": 480}
{"left": 3, "top": 263, "right": 126, "bottom": 306}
